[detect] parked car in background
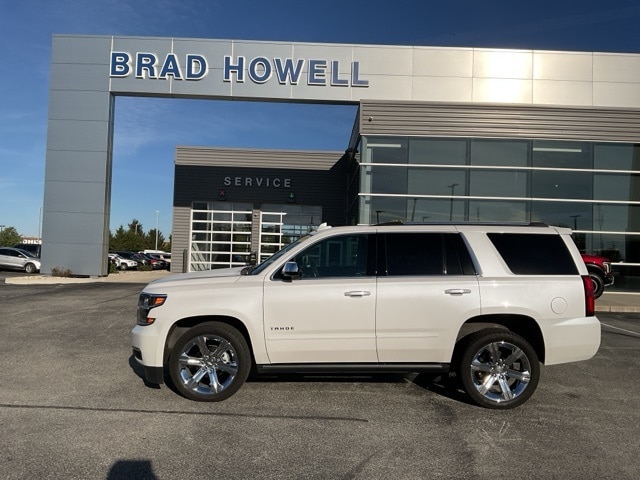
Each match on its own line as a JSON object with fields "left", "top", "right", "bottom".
{"left": 0, "top": 247, "right": 41, "bottom": 273}
{"left": 144, "top": 253, "right": 170, "bottom": 269}
{"left": 13, "top": 243, "right": 41, "bottom": 257}
{"left": 108, "top": 253, "right": 138, "bottom": 270}
{"left": 116, "top": 251, "right": 166, "bottom": 270}
{"left": 143, "top": 250, "right": 171, "bottom": 265}
{"left": 581, "top": 253, "right": 614, "bottom": 299}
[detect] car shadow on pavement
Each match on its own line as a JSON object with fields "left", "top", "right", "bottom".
{"left": 108, "top": 460, "right": 158, "bottom": 480}
{"left": 128, "top": 357, "right": 474, "bottom": 406}
{"left": 409, "top": 373, "right": 475, "bottom": 406}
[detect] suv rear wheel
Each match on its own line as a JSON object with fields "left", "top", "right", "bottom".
{"left": 169, "top": 322, "right": 251, "bottom": 402}
{"left": 459, "top": 330, "right": 540, "bottom": 409}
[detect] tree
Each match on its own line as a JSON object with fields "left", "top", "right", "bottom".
{"left": 0, "top": 226, "right": 22, "bottom": 247}
{"left": 109, "top": 225, "right": 145, "bottom": 252}
{"left": 145, "top": 229, "right": 166, "bottom": 250}
{"left": 128, "top": 219, "right": 144, "bottom": 235}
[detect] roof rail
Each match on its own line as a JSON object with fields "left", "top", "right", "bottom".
{"left": 374, "top": 221, "right": 550, "bottom": 227}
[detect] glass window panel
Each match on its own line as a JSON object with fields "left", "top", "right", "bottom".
{"left": 470, "top": 170, "right": 528, "bottom": 197}
{"left": 211, "top": 223, "right": 232, "bottom": 232}
{"left": 384, "top": 233, "right": 444, "bottom": 275}
{"left": 365, "top": 137, "right": 408, "bottom": 164}
{"left": 210, "top": 243, "right": 231, "bottom": 252}
{"left": 210, "top": 232, "right": 231, "bottom": 242}
{"left": 192, "top": 222, "right": 209, "bottom": 231}
{"left": 531, "top": 201, "right": 592, "bottom": 230}
{"left": 292, "top": 234, "right": 371, "bottom": 278}
{"left": 212, "top": 212, "right": 232, "bottom": 221}
{"left": 470, "top": 140, "right": 528, "bottom": 166}
{"left": 594, "top": 144, "right": 640, "bottom": 171}
{"left": 594, "top": 173, "right": 640, "bottom": 201}
{"left": 409, "top": 138, "right": 467, "bottom": 165}
{"left": 261, "top": 244, "right": 280, "bottom": 254}
{"left": 232, "top": 233, "right": 251, "bottom": 243}
{"left": 368, "top": 196, "right": 407, "bottom": 224}
{"left": 370, "top": 166, "right": 407, "bottom": 194}
{"left": 469, "top": 200, "right": 528, "bottom": 222}
{"left": 192, "top": 202, "right": 208, "bottom": 210}
{"left": 532, "top": 140, "right": 591, "bottom": 169}
{"left": 192, "top": 211, "right": 210, "bottom": 220}
{"left": 532, "top": 171, "right": 592, "bottom": 200}
{"left": 407, "top": 168, "right": 466, "bottom": 197}
{"left": 261, "top": 214, "right": 282, "bottom": 223}
{"left": 592, "top": 203, "right": 640, "bottom": 233}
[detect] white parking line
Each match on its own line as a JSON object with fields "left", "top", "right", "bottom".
{"left": 601, "top": 323, "right": 640, "bottom": 338}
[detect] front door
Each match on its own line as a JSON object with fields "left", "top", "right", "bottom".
{"left": 263, "top": 233, "right": 378, "bottom": 364}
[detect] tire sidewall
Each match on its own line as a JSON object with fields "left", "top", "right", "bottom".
{"left": 459, "top": 330, "right": 540, "bottom": 409}
{"left": 169, "top": 322, "right": 251, "bottom": 402}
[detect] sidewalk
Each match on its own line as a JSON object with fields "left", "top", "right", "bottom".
{"left": 595, "top": 292, "right": 640, "bottom": 313}
{"left": 5, "top": 271, "right": 640, "bottom": 313}
{"left": 5, "top": 269, "right": 171, "bottom": 285}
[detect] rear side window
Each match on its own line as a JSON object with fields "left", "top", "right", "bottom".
{"left": 382, "top": 233, "right": 476, "bottom": 276}
{"left": 487, "top": 233, "right": 578, "bottom": 275}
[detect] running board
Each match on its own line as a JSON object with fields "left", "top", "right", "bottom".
{"left": 256, "top": 363, "right": 449, "bottom": 375}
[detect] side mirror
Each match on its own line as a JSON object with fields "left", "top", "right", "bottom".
{"left": 281, "top": 261, "right": 301, "bottom": 281}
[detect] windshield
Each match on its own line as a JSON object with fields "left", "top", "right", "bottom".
{"left": 245, "top": 235, "right": 314, "bottom": 275}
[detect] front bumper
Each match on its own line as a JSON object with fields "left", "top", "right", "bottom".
{"left": 132, "top": 347, "right": 165, "bottom": 384}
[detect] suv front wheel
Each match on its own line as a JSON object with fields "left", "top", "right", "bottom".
{"left": 169, "top": 322, "right": 251, "bottom": 402}
{"left": 459, "top": 330, "right": 540, "bottom": 409}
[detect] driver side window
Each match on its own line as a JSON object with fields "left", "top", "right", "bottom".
{"left": 290, "top": 234, "right": 374, "bottom": 279}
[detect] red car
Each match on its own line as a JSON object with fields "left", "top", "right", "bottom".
{"left": 581, "top": 253, "right": 614, "bottom": 299}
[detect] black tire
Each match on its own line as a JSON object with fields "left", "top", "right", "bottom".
{"left": 119, "top": 263, "right": 127, "bottom": 271}
{"left": 24, "top": 263, "right": 37, "bottom": 274}
{"left": 588, "top": 272, "right": 605, "bottom": 299}
{"left": 459, "top": 330, "right": 540, "bottom": 409}
{"left": 169, "top": 322, "right": 251, "bottom": 402}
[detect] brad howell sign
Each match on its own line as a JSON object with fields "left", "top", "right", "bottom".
{"left": 110, "top": 52, "right": 370, "bottom": 87}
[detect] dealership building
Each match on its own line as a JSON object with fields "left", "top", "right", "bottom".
{"left": 43, "top": 35, "right": 640, "bottom": 283}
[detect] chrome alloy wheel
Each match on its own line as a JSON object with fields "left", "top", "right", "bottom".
{"left": 177, "top": 334, "right": 239, "bottom": 396}
{"left": 468, "top": 340, "right": 533, "bottom": 403}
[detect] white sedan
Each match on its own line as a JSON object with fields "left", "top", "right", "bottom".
{"left": 108, "top": 253, "right": 138, "bottom": 270}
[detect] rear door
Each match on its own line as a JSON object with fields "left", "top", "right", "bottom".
{"left": 375, "top": 231, "right": 481, "bottom": 363}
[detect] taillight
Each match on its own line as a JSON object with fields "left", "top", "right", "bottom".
{"left": 582, "top": 275, "right": 595, "bottom": 317}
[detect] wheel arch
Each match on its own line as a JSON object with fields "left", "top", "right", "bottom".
{"left": 164, "top": 315, "right": 256, "bottom": 366}
{"left": 455, "top": 314, "right": 546, "bottom": 364}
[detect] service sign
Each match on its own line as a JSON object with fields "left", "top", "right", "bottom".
{"left": 110, "top": 51, "right": 369, "bottom": 88}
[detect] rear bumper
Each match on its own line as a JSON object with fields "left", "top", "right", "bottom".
{"left": 543, "top": 316, "right": 601, "bottom": 365}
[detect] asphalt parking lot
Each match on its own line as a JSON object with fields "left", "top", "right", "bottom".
{"left": 1, "top": 279, "right": 639, "bottom": 480}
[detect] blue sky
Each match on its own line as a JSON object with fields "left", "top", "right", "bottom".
{"left": 1, "top": 0, "right": 640, "bottom": 239}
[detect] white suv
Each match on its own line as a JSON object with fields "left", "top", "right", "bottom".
{"left": 131, "top": 223, "right": 600, "bottom": 409}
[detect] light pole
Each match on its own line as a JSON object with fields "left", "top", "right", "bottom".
{"left": 155, "top": 210, "right": 160, "bottom": 250}
{"left": 447, "top": 183, "right": 459, "bottom": 221}
{"left": 570, "top": 214, "right": 581, "bottom": 230}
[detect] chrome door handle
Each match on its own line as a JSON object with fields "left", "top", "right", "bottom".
{"left": 344, "top": 291, "right": 371, "bottom": 297}
{"left": 444, "top": 289, "right": 472, "bottom": 296}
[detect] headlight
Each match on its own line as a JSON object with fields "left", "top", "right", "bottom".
{"left": 137, "top": 293, "right": 167, "bottom": 325}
